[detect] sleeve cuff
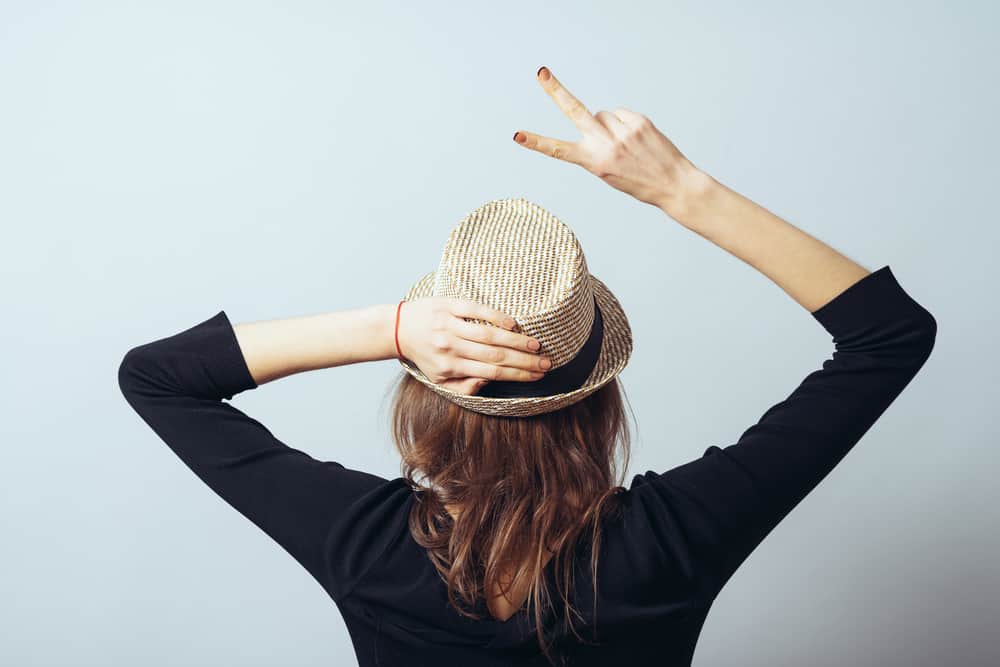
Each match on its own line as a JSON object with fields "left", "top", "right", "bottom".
{"left": 209, "top": 310, "right": 259, "bottom": 398}
{"left": 810, "top": 265, "right": 932, "bottom": 339}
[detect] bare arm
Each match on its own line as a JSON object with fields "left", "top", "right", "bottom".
{"left": 232, "top": 304, "right": 399, "bottom": 385}
{"left": 665, "top": 168, "right": 871, "bottom": 313}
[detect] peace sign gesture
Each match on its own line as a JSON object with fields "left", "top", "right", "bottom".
{"left": 513, "top": 66, "right": 707, "bottom": 218}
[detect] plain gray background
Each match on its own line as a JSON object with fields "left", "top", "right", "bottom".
{"left": 2, "top": 1, "right": 996, "bottom": 665}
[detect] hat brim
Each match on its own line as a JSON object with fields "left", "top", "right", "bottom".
{"left": 397, "top": 271, "right": 632, "bottom": 417}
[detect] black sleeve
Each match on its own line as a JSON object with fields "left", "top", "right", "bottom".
{"left": 117, "top": 309, "right": 392, "bottom": 600}
{"left": 630, "top": 265, "right": 937, "bottom": 601}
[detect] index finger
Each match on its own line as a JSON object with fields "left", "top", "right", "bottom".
{"left": 536, "top": 66, "right": 605, "bottom": 136}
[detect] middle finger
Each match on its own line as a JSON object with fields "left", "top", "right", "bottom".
{"left": 451, "top": 336, "right": 552, "bottom": 373}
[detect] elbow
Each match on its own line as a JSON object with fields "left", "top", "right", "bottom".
{"left": 117, "top": 348, "right": 139, "bottom": 396}
{"left": 912, "top": 309, "right": 938, "bottom": 365}
{"left": 118, "top": 345, "right": 152, "bottom": 396}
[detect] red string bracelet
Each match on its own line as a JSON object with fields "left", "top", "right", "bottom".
{"left": 394, "top": 300, "right": 406, "bottom": 361}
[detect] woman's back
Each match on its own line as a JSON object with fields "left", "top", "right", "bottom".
{"left": 334, "top": 476, "right": 709, "bottom": 666}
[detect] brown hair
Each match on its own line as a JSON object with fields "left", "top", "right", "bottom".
{"left": 386, "top": 372, "right": 633, "bottom": 663}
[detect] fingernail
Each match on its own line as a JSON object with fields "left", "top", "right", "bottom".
{"left": 537, "top": 66, "right": 550, "bottom": 80}
{"left": 504, "top": 317, "right": 517, "bottom": 330}
{"left": 540, "top": 358, "right": 552, "bottom": 369}
{"left": 513, "top": 131, "right": 525, "bottom": 144}
{"left": 529, "top": 339, "right": 540, "bottom": 351}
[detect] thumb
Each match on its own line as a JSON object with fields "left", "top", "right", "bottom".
{"left": 462, "top": 377, "right": 489, "bottom": 396}
{"left": 441, "top": 377, "right": 487, "bottom": 396}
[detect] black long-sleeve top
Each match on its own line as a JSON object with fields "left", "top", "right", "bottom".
{"left": 117, "top": 264, "right": 936, "bottom": 666}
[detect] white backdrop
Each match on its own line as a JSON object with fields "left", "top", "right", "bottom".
{"left": 1, "top": 1, "right": 996, "bottom": 665}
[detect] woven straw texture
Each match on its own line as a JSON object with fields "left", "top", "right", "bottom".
{"left": 398, "top": 197, "right": 632, "bottom": 417}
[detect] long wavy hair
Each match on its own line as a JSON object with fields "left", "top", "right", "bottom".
{"left": 386, "top": 372, "right": 633, "bottom": 663}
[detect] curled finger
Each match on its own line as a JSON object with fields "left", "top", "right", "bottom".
{"left": 454, "top": 358, "right": 546, "bottom": 383}
{"left": 449, "top": 336, "right": 551, "bottom": 373}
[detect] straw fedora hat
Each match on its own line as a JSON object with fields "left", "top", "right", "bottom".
{"left": 398, "top": 197, "right": 632, "bottom": 417}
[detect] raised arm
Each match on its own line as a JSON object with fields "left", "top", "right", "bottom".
{"left": 116, "top": 310, "right": 394, "bottom": 601}
{"left": 514, "top": 66, "right": 937, "bottom": 601}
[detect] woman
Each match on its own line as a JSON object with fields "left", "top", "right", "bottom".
{"left": 118, "top": 66, "right": 937, "bottom": 666}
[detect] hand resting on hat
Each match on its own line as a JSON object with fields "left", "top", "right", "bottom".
{"left": 396, "top": 297, "right": 552, "bottom": 397}
{"left": 229, "top": 300, "right": 549, "bottom": 396}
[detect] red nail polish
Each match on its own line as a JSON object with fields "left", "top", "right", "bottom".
{"left": 513, "top": 131, "right": 523, "bottom": 143}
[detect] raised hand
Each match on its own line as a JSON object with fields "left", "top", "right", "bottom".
{"left": 396, "top": 297, "right": 552, "bottom": 396}
{"left": 512, "top": 66, "right": 705, "bottom": 217}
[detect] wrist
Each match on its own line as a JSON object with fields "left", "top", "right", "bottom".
{"left": 373, "top": 302, "right": 403, "bottom": 362}
{"left": 657, "top": 163, "right": 718, "bottom": 226}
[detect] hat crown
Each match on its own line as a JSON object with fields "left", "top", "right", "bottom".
{"left": 432, "top": 198, "right": 596, "bottom": 369}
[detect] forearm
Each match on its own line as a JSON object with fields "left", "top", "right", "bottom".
{"left": 664, "top": 168, "right": 872, "bottom": 313}
{"left": 232, "top": 303, "right": 398, "bottom": 385}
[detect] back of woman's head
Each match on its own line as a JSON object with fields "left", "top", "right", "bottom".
{"left": 388, "top": 371, "right": 633, "bottom": 660}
